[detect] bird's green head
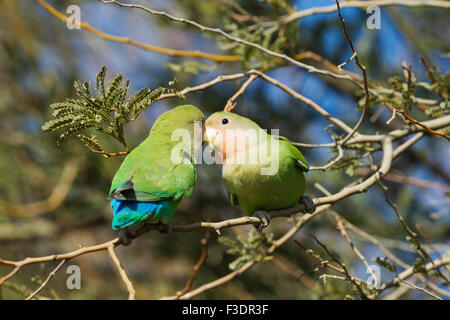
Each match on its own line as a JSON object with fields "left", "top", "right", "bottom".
{"left": 151, "top": 104, "right": 205, "bottom": 137}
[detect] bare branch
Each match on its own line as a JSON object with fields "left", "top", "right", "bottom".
{"left": 25, "top": 260, "right": 66, "bottom": 300}
{"left": 247, "top": 70, "right": 354, "bottom": 133}
{"left": 378, "top": 180, "right": 450, "bottom": 284}
{"left": 309, "top": 143, "right": 344, "bottom": 171}
{"left": 380, "top": 256, "right": 450, "bottom": 291}
{"left": 335, "top": 0, "right": 370, "bottom": 146}
{"left": 311, "top": 235, "right": 369, "bottom": 299}
{"left": 401, "top": 280, "right": 443, "bottom": 300}
{"left": 224, "top": 74, "right": 258, "bottom": 112}
{"left": 35, "top": 0, "right": 238, "bottom": 63}
{"left": 0, "top": 238, "right": 120, "bottom": 285}
{"left": 335, "top": 215, "right": 377, "bottom": 281}
{"left": 81, "top": 145, "right": 129, "bottom": 158}
{"left": 99, "top": 0, "right": 360, "bottom": 82}
{"left": 283, "top": 1, "right": 450, "bottom": 24}
{"left": 294, "top": 240, "right": 345, "bottom": 274}
{"left": 173, "top": 205, "right": 329, "bottom": 300}
{"left": 315, "top": 137, "right": 393, "bottom": 206}
{"left": 107, "top": 246, "right": 136, "bottom": 300}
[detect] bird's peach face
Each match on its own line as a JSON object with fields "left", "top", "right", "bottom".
{"left": 204, "top": 114, "right": 252, "bottom": 162}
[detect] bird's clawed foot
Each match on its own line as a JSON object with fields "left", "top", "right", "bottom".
{"left": 119, "top": 228, "right": 133, "bottom": 246}
{"left": 157, "top": 221, "right": 173, "bottom": 235}
{"left": 299, "top": 195, "right": 315, "bottom": 213}
{"left": 252, "top": 210, "right": 270, "bottom": 232}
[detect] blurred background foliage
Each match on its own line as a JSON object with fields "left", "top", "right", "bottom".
{"left": 0, "top": 0, "right": 448, "bottom": 299}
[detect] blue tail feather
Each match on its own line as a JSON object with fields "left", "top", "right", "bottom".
{"left": 111, "top": 199, "right": 177, "bottom": 230}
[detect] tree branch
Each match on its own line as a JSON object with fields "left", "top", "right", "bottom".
{"left": 99, "top": 0, "right": 360, "bottom": 82}
{"left": 224, "top": 74, "right": 258, "bottom": 112}
{"left": 379, "top": 256, "right": 450, "bottom": 291}
{"left": 107, "top": 246, "right": 136, "bottom": 300}
{"left": 283, "top": 0, "right": 450, "bottom": 24}
{"left": 35, "top": 0, "right": 239, "bottom": 63}
{"left": 25, "top": 259, "right": 66, "bottom": 300}
{"left": 335, "top": 0, "right": 370, "bottom": 146}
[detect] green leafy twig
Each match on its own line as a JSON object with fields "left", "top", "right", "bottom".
{"left": 219, "top": 229, "right": 273, "bottom": 271}
{"left": 42, "top": 66, "right": 178, "bottom": 155}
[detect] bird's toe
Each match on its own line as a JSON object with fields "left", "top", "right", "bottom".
{"left": 119, "top": 228, "right": 133, "bottom": 246}
{"left": 252, "top": 210, "right": 270, "bottom": 232}
{"left": 157, "top": 221, "right": 173, "bottom": 235}
{"left": 299, "top": 195, "right": 315, "bottom": 213}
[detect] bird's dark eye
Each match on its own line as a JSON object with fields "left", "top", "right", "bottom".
{"left": 222, "top": 118, "right": 229, "bottom": 125}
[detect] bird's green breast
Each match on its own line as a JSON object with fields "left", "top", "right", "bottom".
{"left": 223, "top": 148, "right": 305, "bottom": 216}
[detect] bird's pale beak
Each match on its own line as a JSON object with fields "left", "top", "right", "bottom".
{"left": 204, "top": 126, "right": 219, "bottom": 147}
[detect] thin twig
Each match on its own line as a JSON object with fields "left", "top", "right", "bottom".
{"left": 335, "top": 0, "right": 370, "bottom": 146}
{"left": 309, "top": 142, "right": 344, "bottom": 171}
{"left": 294, "top": 240, "right": 345, "bottom": 274}
{"left": 82, "top": 144, "right": 129, "bottom": 158}
{"left": 340, "top": 215, "right": 450, "bottom": 299}
{"left": 177, "top": 234, "right": 209, "bottom": 297}
{"left": 163, "top": 233, "right": 210, "bottom": 300}
{"left": 378, "top": 180, "right": 450, "bottom": 284}
{"left": 401, "top": 280, "right": 443, "bottom": 300}
{"left": 415, "top": 224, "right": 443, "bottom": 261}
{"left": 316, "top": 185, "right": 448, "bottom": 299}
{"left": 272, "top": 253, "right": 318, "bottom": 292}
{"left": 99, "top": 0, "right": 360, "bottom": 82}
{"left": 0, "top": 238, "right": 120, "bottom": 286}
{"left": 247, "top": 70, "right": 354, "bottom": 133}
{"left": 173, "top": 205, "right": 329, "bottom": 300}
{"left": 224, "top": 74, "right": 258, "bottom": 112}
{"left": 420, "top": 57, "right": 437, "bottom": 83}
{"left": 338, "top": 52, "right": 357, "bottom": 70}
{"left": 380, "top": 256, "right": 450, "bottom": 291}
{"left": 294, "top": 51, "right": 439, "bottom": 108}
{"left": 385, "top": 105, "right": 450, "bottom": 141}
{"left": 295, "top": 50, "right": 363, "bottom": 82}
{"left": 0, "top": 203, "right": 309, "bottom": 287}
{"left": 107, "top": 246, "right": 136, "bottom": 300}
{"left": 283, "top": 1, "right": 450, "bottom": 24}
{"left": 312, "top": 235, "right": 369, "bottom": 299}
{"left": 25, "top": 259, "right": 66, "bottom": 300}
{"left": 335, "top": 216, "right": 377, "bottom": 281}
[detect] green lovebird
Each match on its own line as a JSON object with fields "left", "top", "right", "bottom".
{"left": 108, "top": 105, "right": 205, "bottom": 244}
{"left": 204, "top": 111, "right": 314, "bottom": 229}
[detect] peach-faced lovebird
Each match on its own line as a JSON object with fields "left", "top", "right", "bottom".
{"left": 204, "top": 111, "right": 314, "bottom": 230}
{"left": 108, "top": 105, "right": 205, "bottom": 244}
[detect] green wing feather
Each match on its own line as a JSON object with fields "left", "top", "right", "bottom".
{"left": 275, "top": 135, "right": 309, "bottom": 172}
{"left": 109, "top": 104, "right": 203, "bottom": 204}
{"left": 109, "top": 140, "right": 196, "bottom": 202}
